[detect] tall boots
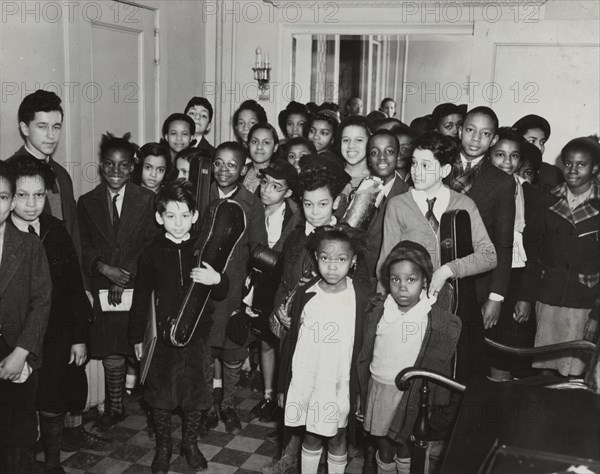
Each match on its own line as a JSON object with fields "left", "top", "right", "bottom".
{"left": 151, "top": 409, "right": 172, "bottom": 474}
{"left": 40, "top": 412, "right": 66, "bottom": 473}
{"left": 181, "top": 410, "right": 208, "bottom": 471}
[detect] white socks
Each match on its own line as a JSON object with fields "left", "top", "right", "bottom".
{"left": 376, "top": 450, "right": 397, "bottom": 473}
{"left": 327, "top": 451, "right": 347, "bottom": 474}
{"left": 300, "top": 447, "right": 347, "bottom": 474}
{"left": 301, "top": 445, "right": 322, "bottom": 474}
{"left": 375, "top": 451, "right": 411, "bottom": 474}
{"left": 395, "top": 456, "right": 411, "bottom": 474}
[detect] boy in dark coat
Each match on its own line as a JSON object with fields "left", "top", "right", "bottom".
{"left": 129, "top": 179, "right": 229, "bottom": 473}
{"left": 205, "top": 141, "right": 268, "bottom": 434}
{"left": 7, "top": 90, "right": 80, "bottom": 253}
{"left": 448, "top": 106, "right": 516, "bottom": 381}
{"left": 0, "top": 161, "right": 52, "bottom": 473}
{"left": 8, "top": 156, "right": 96, "bottom": 471}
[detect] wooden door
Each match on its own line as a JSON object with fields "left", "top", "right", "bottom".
{"left": 74, "top": 1, "right": 158, "bottom": 193}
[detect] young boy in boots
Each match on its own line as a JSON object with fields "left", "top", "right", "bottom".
{"left": 129, "top": 179, "right": 229, "bottom": 473}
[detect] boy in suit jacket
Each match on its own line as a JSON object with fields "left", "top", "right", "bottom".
{"left": 6, "top": 90, "right": 102, "bottom": 451}
{"left": 205, "top": 141, "right": 268, "bottom": 434}
{"left": 185, "top": 97, "right": 216, "bottom": 158}
{"left": 7, "top": 90, "right": 80, "bottom": 251}
{"left": 449, "top": 107, "right": 516, "bottom": 366}
{"left": 362, "top": 130, "right": 410, "bottom": 289}
{"left": 0, "top": 161, "right": 52, "bottom": 473}
{"left": 8, "top": 156, "right": 98, "bottom": 471}
{"left": 78, "top": 133, "right": 156, "bottom": 431}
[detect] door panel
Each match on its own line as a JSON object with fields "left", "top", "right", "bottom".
{"left": 77, "top": 1, "right": 157, "bottom": 193}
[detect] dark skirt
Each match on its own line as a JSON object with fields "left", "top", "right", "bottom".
{"left": 144, "top": 337, "right": 213, "bottom": 411}
{"left": 485, "top": 268, "right": 536, "bottom": 371}
{"left": 88, "top": 308, "right": 133, "bottom": 358}
{"left": 0, "top": 337, "right": 39, "bottom": 447}
{"left": 36, "top": 333, "right": 88, "bottom": 414}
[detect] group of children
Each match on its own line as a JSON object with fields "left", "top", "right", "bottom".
{"left": 0, "top": 89, "right": 598, "bottom": 474}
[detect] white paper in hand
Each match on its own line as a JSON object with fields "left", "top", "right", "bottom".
{"left": 99, "top": 289, "right": 134, "bottom": 312}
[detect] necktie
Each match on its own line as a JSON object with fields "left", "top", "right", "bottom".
{"left": 426, "top": 197, "right": 439, "bottom": 234}
{"left": 378, "top": 192, "right": 387, "bottom": 210}
{"left": 28, "top": 225, "right": 37, "bottom": 236}
{"left": 112, "top": 194, "right": 120, "bottom": 230}
{"left": 463, "top": 160, "right": 472, "bottom": 174}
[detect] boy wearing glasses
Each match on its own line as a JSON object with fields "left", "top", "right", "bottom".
{"left": 206, "top": 142, "right": 268, "bottom": 433}
{"left": 0, "top": 161, "right": 51, "bottom": 473}
{"left": 8, "top": 156, "right": 92, "bottom": 472}
{"left": 248, "top": 159, "right": 299, "bottom": 422}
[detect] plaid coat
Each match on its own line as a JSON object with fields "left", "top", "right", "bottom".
{"left": 530, "top": 179, "right": 600, "bottom": 318}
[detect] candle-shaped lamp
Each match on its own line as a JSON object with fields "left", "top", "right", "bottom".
{"left": 256, "top": 47, "right": 262, "bottom": 68}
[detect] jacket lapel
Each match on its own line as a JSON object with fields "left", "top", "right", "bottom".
{"left": 0, "top": 225, "right": 26, "bottom": 296}
{"left": 549, "top": 184, "right": 576, "bottom": 227}
{"left": 368, "top": 178, "right": 409, "bottom": 234}
{"left": 116, "top": 184, "right": 145, "bottom": 241}
{"left": 88, "top": 183, "right": 115, "bottom": 245}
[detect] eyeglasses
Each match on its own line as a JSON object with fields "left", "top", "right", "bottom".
{"left": 259, "top": 177, "right": 288, "bottom": 193}
{"left": 15, "top": 191, "right": 47, "bottom": 203}
{"left": 212, "top": 161, "right": 240, "bottom": 171}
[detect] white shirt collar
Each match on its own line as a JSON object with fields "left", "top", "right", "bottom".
{"left": 460, "top": 152, "right": 485, "bottom": 167}
{"left": 25, "top": 143, "right": 49, "bottom": 162}
{"left": 11, "top": 214, "right": 40, "bottom": 235}
{"left": 305, "top": 216, "right": 337, "bottom": 236}
{"left": 375, "top": 176, "right": 396, "bottom": 207}
{"left": 382, "top": 293, "right": 434, "bottom": 323}
{"left": 266, "top": 202, "right": 287, "bottom": 248}
{"left": 165, "top": 232, "right": 191, "bottom": 244}
{"left": 218, "top": 186, "right": 238, "bottom": 199}
{"left": 411, "top": 185, "right": 450, "bottom": 222}
{"left": 108, "top": 185, "right": 125, "bottom": 215}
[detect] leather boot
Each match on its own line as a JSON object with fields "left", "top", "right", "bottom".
{"left": 151, "top": 409, "right": 172, "bottom": 474}
{"left": 40, "top": 413, "right": 66, "bottom": 473}
{"left": 181, "top": 410, "right": 208, "bottom": 471}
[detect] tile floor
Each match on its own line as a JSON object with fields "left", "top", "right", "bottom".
{"left": 35, "top": 387, "right": 367, "bottom": 474}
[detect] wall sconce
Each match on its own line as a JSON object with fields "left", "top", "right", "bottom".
{"left": 253, "top": 47, "right": 271, "bottom": 101}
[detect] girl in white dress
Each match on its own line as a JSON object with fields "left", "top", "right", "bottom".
{"left": 281, "top": 225, "right": 369, "bottom": 474}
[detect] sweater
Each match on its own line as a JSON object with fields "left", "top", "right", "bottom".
{"left": 356, "top": 295, "right": 462, "bottom": 444}
{"left": 377, "top": 187, "right": 497, "bottom": 288}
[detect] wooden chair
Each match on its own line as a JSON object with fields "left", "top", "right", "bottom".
{"left": 396, "top": 338, "right": 599, "bottom": 474}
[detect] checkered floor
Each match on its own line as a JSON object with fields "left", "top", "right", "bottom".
{"left": 35, "top": 387, "right": 367, "bottom": 474}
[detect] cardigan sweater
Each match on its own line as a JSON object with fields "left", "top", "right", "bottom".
{"left": 377, "top": 187, "right": 497, "bottom": 290}
{"left": 356, "top": 295, "right": 462, "bottom": 444}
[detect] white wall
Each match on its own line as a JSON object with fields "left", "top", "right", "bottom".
{"left": 0, "top": 0, "right": 208, "bottom": 197}
{"left": 218, "top": 0, "right": 599, "bottom": 165}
